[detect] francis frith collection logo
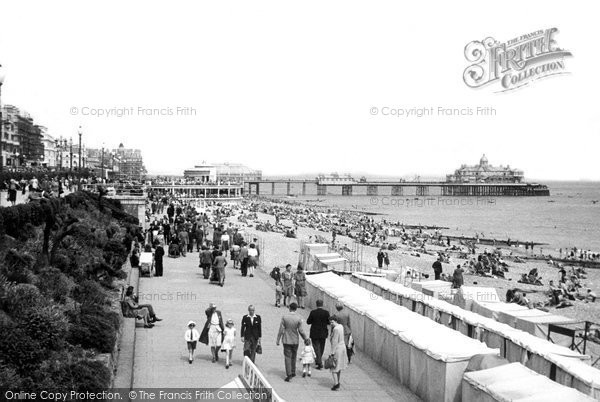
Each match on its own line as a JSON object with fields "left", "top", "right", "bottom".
{"left": 463, "top": 28, "right": 572, "bottom": 92}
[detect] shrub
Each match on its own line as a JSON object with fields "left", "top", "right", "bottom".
{"left": 0, "top": 324, "right": 46, "bottom": 372}
{"left": 1, "top": 248, "right": 36, "bottom": 284}
{"left": 68, "top": 304, "right": 119, "bottom": 353}
{"left": 37, "top": 268, "right": 74, "bottom": 304}
{"left": 17, "top": 306, "right": 69, "bottom": 352}
{"left": 71, "top": 280, "right": 110, "bottom": 307}
{"left": 2, "top": 283, "right": 45, "bottom": 317}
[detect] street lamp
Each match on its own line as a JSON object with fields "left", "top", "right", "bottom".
{"left": 69, "top": 137, "right": 73, "bottom": 172}
{"left": 0, "top": 64, "right": 5, "bottom": 172}
{"left": 78, "top": 126, "right": 82, "bottom": 171}
{"left": 101, "top": 145, "right": 105, "bottom": 181}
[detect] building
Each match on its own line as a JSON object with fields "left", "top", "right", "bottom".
{"left": 184, "top": 162, "right": 262, "bottom": 183}
{"left": 1, "top": 105, "right": 22, "bottom": 168}
{"left": 40, "top": 127, "right": 57, "bottom": 168}
{"left": 113, "top": 143, "right": 145, "bottom": 181}
{"left": 56, "top": 137, "right": 86, "bottom": 170}
{"left": 446, "top": 154, "right": 524, "bottom": 183}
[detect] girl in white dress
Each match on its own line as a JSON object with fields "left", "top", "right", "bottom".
{"left": 300, "top": 338, "right": 317, "bottom": 377}
{"left": 220, "top": 319, "right": 236, "bottom": 368}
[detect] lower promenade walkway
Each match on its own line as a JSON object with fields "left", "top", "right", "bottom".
{"left": 132, "top": 254, "right": 420, "bottom": 401}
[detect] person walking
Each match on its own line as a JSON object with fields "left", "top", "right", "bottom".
{"left": 247, "top": 243, "right": 258, "bottom": 277}
{"left": 185, "top": 321, "right": 200, "bottom": 364}
{"left": 334, "top": 303, "right": 353, "bottom": 363}
{"left": 282, "top": 264, "right": 294, "bottom": 307}
{"left": 276, "top": 302, "right": 307, "bottom": 382}
{"left": 220, "top": 319, "right": 236, "bottom": 369}
{"left": 294, "top": 266, "right": 307, "bottom": 308}
{"left": 199, "top": 245, "right": 213, "bottom": 279}
{"left": 178, "top": 227, "right": 189, "bottom": 257}
{"left": 239, "top": 243, "right": 249, "bottom": 277}
{"left": 200, "top": 303, "right": 224, "bottom": 363}
{"left": 213, "top": 250, "right": 228, "bottom": 287}
{"left": 452, "top": 264, "right": 464, "bottom": 289}
{"left": 377, "top": 248, "right": 385, "bottom": 269}
{"left": 240, "top": 305, "right": 262, "bottom": 363}
{"left": 328, "top": 315, "right": 348, "bottom": 391}
{"left": 300, "top": 338, "right": 317, "bottom": 378}
{"left": 154, "top": 243, "right": 165, "bottom": 277}
{"left": 432, "top": 257, "right": 443, "bottom": 280}
{"left": 306, "top": 299, "right": 330, "bottom": 369}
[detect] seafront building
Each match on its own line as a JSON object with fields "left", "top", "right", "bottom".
{"left": 183, "top": 162, "right": 262, "bottom": 183}
{"left": 446, "top": 154, "right": 524, "bottom": 183}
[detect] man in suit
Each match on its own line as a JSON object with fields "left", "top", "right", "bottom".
{"left": 276, "top": 302, "right": 307, "bottom": 382}
{"left": 240, "top": 305, "right": 262, "bottom": 363}
{"left": 306, "top": 299, "right": 330, "bottom": 369}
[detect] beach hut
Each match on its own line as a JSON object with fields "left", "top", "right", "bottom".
{"left": 454, "top": 286, "right": 501, "bottom": 311}
{"left": 297, "top": 243, "right": 329, "bottom": 269}
{"left": 306, "top": 272, "right": 499, "bottom": 401}
{"left": 462, "top": 362, "right": 596, "bottom": 402}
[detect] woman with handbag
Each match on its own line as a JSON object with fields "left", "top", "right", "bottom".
{"left": 328, "top": 315, "right": 347, "bottom": 391}
{"left": 199, "top": 303, "right": 225, "bottom": 363}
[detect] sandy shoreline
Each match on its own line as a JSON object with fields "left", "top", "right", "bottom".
{"left": 232, "top": 208, "right": 600, "bottom": 325}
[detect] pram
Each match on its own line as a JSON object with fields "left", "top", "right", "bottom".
{"left": 168, "top": 242, "right": 180, "bottom": 258}
{"left": 140, "top": 252, "right": 154, "bottom": 277}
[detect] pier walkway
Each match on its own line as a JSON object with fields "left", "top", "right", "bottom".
{"left": 131, "top": 254, "right": 420, "bottom": 401}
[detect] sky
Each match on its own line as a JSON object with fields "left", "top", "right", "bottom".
{"left": 0, "top": 0, "right": 598, "bottom": 180}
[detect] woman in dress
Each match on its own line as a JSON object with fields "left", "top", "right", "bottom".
{"left": 294, "top": 266, "right": 307, "bottom": 309}
{"left": 281, "top": 264, "right": 294, "bottom": 307}
{"left": 199, "top": 303, "right": 224, "bottom": 363}
{"left": 220, "top": 319, "right": 236, "bottom": 368}
{"left": 328, "top": 315, "right": 347, "bottom": 391}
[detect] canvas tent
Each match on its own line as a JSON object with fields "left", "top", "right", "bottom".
{"left": 307, "top": 272, "right": 498, "bottom": 402}
{"left": 462, "top": 363, "right": 595, "bottom": 402}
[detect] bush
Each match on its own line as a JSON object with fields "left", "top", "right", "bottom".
{"left": 1, "top": 249, "right": 36, "bottom": 284}
{"left": 37, "top": 268, "right": 74, "bottom": 303}
{"left": 71, "top": 280, "right": 110, "bottom": 307}
{"left": 17, "top": 306, "right": 69, "bottom": 352}
{"left": 68, "top": 304, "right": 119, "bottom": 353}
{"left": 33, "top": 359, "right": 111, "bottom": 391}
{"left": 2, "top": 283, "right": 45, "bottom": 316}
{"left": 0, "top": 324, "right": 46, "bottom": 372}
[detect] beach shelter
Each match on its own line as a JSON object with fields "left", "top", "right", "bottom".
{"left": 462, "top": 363, "right": 596, "bottom": 402}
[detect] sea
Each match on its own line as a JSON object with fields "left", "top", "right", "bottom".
{"left": 292, "top": 181, "right": 600, "bottom": 253}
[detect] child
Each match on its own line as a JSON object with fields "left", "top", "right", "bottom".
{"left": 275, "top": 281, "right": 283, "bottom": 308}
{"left": 220, "top": 319, "right": 236, "bottom": 368}
{"left": 300, "top": 338, "right": 316, "bottom": 377}
{"left": 271, "top": 267, "right": 283, "bottom": 307}
{"left": 184, "top": 321, "right": 200, "bottom": 364}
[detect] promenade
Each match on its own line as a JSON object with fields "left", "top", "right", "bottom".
{"left": 132, "top": 253, "right": 420, "bottom": 401}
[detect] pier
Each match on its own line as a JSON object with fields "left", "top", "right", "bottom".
{"left": 245, "top": 179, "right": 550, "bottom": 197}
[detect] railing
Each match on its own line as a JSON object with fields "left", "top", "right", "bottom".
{"left": 241, "top": 356, "right": 285, "bottom": 402}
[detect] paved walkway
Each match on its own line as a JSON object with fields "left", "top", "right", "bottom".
{"left": 132, "top": 254, "right": 420, "bottom": 401}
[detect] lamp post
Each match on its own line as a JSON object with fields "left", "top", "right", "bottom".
{"left": 69, "top": 137, "right": 73, "bottom": 172}
{"left": 78, "top": 126, "right": 82, "bottom": 171}
{"left": 0, "top": 64, "right": 5, "bottom": 172}
{"left": 101, "top": 146, "right": 105, "bottom": 181}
